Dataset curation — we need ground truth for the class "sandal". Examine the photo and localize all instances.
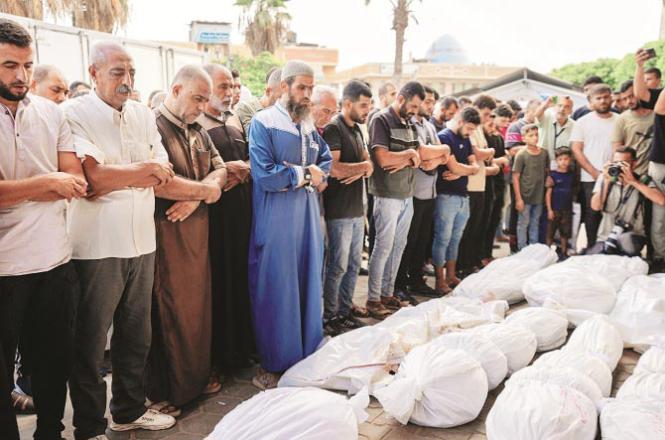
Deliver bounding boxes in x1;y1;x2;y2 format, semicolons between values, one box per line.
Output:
11;389;34;413
202;378;222;395
351;305;370;318
160;404;181;418
365;300;392;320
252;368;281;390
381;296;408;310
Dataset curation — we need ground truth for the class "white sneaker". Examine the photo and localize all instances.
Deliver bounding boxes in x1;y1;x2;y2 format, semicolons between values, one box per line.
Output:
109;409;176;432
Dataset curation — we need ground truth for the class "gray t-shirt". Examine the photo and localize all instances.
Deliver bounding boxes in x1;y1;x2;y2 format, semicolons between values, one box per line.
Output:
513;147;548;205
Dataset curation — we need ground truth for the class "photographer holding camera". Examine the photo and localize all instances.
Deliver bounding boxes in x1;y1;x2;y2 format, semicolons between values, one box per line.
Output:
590;147;665;255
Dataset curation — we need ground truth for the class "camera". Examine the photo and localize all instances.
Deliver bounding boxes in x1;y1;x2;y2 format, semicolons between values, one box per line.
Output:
604;221;632;254
607;162;623;179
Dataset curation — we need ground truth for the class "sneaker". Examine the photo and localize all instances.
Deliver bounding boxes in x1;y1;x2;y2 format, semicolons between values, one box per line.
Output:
109;409;176;432
381;295;409;310
323;318;342;337
394;289;418;306
336;314;366;331
366;300;392;320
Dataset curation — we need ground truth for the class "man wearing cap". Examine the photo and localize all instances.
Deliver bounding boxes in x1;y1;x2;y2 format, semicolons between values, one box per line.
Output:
248;60;332;389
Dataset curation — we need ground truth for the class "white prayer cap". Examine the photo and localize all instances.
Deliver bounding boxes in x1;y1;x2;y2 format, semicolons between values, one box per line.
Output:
281;60;314;81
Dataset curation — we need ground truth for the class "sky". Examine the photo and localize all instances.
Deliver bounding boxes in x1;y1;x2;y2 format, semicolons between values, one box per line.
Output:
114;0;662;73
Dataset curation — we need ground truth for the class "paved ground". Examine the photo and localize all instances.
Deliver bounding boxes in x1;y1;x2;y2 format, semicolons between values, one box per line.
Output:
18;242;639;439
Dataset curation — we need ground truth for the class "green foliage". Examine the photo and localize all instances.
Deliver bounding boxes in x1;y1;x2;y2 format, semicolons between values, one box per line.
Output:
550;40;665;91
220;52;283;97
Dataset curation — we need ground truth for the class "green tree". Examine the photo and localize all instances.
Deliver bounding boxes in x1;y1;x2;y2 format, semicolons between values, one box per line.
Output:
1;0;129;33
235;0;291;56
365;0;422;84
223;52;283;97
549;40;665;90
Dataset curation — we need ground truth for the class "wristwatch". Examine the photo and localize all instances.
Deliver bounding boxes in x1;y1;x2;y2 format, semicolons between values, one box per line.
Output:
304;167;313;184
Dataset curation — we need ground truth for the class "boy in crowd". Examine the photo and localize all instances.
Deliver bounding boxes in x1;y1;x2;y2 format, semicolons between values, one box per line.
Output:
513;124;549;250
546;148;576;258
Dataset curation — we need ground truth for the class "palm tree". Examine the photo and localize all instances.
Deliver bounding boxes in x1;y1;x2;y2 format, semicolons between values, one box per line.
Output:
235;0;291;56
1;0;129;33
365;0;422;84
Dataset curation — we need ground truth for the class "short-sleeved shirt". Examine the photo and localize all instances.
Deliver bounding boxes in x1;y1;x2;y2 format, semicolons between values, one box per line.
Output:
569;111;618;182
513;147;548;204
63;90;170;260
468;126;487;192
611;110;654;175
538;110;575;169
593;175;655;240
0;94;74;276
412;116;440;200
437;128;472;196
368;106;420;199
639;88;665;164
322;114;366;219
486;132;507;188
549;170;574;211
505;118;528;149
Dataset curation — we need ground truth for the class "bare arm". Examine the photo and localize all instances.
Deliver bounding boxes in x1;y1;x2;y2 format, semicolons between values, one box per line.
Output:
485;162;500;176
0;151;88;207
590;179;609;211
473;146;495;161
445;154;479;176
330;151;371;179
82;157;173;195
512;172;524;210
545;186;553;213
634;49;651;103
534;97;553;121
572;141;600;180
373;146;417;168
418;143;450;160
154;175;220;202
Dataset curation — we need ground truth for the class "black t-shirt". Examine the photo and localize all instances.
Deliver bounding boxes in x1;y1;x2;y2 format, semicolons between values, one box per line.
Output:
322;114;366;219
486;132;507;188
639;88;665;164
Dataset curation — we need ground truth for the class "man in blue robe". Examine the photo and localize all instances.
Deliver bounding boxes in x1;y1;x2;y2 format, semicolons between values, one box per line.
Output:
248;60;332;389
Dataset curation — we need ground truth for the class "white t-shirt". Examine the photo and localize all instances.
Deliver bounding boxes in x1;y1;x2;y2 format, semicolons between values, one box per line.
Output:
570;112;618;182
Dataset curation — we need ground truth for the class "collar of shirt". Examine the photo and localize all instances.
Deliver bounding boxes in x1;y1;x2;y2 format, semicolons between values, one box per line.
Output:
89;89;129;126
0;93;32;124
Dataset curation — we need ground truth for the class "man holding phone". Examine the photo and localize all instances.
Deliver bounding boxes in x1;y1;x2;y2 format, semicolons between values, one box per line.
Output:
634;47;665;272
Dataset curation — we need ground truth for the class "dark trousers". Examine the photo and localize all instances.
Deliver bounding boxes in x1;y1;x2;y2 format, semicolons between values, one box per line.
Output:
367;192;376;255
70;255;154;440
509;183;519;253
581;182;602;248
396;197;435;289
0;262;79;440
0;339;19;440
483;181;504;260
458;191;486;272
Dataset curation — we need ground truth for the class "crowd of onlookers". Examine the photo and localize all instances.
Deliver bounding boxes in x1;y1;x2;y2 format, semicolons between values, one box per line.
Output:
3;14;665;440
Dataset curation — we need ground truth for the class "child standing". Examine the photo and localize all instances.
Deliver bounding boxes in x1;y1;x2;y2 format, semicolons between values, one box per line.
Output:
546;148;575;257
513;124;549;250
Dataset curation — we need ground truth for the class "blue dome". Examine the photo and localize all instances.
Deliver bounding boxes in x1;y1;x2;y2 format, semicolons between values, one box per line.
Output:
425;34;469;64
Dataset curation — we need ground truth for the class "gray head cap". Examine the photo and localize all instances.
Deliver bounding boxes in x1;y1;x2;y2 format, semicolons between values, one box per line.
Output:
281;60;314;81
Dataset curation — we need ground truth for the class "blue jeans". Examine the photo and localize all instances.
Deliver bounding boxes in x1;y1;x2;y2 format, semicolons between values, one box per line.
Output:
432;194;470;267
368;197;414;301
323;217;364;320
517;204;543;250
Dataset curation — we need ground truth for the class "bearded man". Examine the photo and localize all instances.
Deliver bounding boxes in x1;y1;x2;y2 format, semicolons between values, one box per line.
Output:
247;61;332;389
